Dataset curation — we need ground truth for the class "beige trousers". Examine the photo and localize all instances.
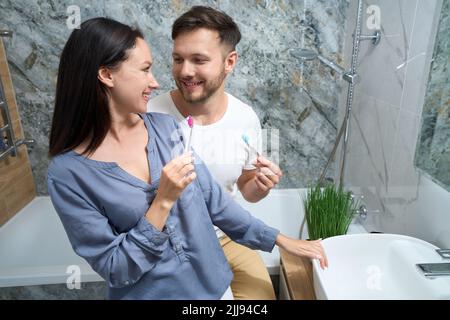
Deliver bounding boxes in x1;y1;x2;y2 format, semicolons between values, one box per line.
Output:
220;236;276;300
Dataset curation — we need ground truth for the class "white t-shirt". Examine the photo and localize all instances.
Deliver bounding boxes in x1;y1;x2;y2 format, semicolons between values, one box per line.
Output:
148;92;262;238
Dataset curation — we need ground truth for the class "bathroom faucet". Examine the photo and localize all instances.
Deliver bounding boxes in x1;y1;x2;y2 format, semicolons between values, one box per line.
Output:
416;249;450;277
356;204;380;221
417;263;450;277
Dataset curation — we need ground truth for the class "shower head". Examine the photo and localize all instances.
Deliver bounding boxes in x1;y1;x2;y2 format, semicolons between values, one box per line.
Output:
289;48;318;61
291;48;346;75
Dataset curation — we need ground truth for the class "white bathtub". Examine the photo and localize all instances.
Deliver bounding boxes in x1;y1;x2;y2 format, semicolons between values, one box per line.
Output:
0;197;103;288
0;188;314;288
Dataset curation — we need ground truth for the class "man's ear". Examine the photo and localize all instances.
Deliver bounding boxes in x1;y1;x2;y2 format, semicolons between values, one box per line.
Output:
224;50;238;74
98;67;114;88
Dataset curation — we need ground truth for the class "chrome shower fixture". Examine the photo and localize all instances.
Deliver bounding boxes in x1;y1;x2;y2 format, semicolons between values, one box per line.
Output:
293;1;382;187
290;48;318;61
290;48;355;84
359;30;381;45
290;30;381;84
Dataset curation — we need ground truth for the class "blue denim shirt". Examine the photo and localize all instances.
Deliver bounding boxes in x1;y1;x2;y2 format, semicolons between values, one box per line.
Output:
47;112;279;300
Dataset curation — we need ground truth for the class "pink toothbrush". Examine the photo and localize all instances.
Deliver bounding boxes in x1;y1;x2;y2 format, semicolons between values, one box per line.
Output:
185;115;194;153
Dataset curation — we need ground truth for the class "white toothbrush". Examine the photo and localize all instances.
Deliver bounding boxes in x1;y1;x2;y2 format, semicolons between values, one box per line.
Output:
185;115;194;153
241;134;260;157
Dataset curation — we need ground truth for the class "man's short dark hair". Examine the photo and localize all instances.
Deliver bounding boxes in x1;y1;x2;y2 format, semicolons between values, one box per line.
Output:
172;6;241;51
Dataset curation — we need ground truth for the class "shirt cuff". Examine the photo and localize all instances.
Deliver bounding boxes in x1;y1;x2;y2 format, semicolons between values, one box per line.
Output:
134;216;170;247
260;226;279;252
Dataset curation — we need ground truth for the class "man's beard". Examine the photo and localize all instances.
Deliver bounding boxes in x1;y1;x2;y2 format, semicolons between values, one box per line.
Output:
176;70;226;104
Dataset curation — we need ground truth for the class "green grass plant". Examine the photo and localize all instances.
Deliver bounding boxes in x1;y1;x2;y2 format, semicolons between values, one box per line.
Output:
304;184;359;240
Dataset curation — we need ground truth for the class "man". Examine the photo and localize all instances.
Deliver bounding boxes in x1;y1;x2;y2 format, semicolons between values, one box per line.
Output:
148;6;283;299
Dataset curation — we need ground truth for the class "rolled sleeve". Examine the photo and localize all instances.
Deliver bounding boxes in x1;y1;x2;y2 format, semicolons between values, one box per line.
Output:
239;215;279;252
131;216;169;249
47;176;169;288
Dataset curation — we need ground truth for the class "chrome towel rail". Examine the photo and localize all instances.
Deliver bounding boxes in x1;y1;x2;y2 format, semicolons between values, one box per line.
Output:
0;30;13;38
0;32;35;162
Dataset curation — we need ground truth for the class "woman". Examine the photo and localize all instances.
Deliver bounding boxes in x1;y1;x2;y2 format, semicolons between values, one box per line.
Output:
47;17;327;300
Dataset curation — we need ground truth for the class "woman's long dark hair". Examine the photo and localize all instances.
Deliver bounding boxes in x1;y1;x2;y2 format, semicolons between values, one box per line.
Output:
49;17;143;157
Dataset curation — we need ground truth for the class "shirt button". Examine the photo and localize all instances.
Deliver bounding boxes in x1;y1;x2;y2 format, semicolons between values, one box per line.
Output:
123;280;130;285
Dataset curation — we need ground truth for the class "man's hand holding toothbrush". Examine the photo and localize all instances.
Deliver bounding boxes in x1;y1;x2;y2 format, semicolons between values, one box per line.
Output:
252;155;283;193
238;134;283;202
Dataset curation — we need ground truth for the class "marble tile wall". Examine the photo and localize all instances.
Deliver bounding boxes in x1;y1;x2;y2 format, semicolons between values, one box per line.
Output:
0;0;349;194
342;0;450;248
415;0;450;191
